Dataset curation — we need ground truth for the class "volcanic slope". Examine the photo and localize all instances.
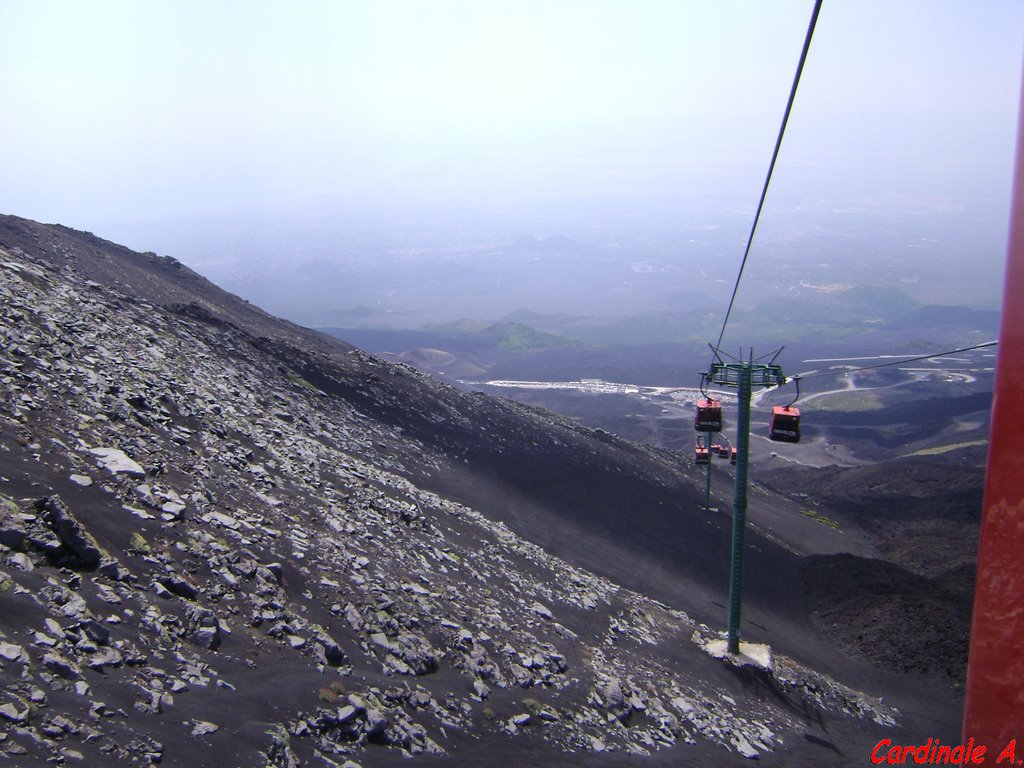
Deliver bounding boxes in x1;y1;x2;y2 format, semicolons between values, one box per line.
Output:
759;460;982;682
0;214;944;766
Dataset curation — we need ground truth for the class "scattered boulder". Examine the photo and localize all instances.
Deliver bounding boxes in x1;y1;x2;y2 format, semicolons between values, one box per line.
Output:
0;642;28;663
185;605;221;650
42;651;82;679
0;694;30;724
88;447;146;477
0;505;27;551
310;625;347;667
191;720;219;737
35;495;104;569
530;602;554;621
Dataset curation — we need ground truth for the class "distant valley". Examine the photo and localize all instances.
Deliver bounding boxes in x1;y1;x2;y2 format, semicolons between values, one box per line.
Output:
323;308;996;468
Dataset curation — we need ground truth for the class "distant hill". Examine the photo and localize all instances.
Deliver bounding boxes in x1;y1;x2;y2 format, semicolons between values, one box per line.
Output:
886;304;1000;333
322;321;584;357
478;321;585;351
320;321;585;381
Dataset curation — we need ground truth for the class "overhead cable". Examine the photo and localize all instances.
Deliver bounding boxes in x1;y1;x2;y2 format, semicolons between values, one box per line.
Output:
713;0;824;351
793;340;999;381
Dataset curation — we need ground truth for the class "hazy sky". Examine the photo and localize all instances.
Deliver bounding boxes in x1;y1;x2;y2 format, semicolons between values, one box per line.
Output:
2;0;1022;231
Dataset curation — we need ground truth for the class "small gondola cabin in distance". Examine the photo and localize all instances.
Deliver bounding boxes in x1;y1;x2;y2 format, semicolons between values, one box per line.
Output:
695;442;710;465
769;405;800;442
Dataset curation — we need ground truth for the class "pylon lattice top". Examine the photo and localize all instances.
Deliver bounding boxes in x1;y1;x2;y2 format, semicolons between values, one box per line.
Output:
708;362;786;389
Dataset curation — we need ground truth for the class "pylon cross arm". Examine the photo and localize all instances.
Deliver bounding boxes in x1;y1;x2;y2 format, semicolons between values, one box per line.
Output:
709;363;785;389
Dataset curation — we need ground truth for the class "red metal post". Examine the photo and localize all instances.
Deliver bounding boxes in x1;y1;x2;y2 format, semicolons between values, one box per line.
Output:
963;70;1024;753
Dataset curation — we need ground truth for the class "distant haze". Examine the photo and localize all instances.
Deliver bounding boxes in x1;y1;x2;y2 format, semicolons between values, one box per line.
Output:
3;1;1022;332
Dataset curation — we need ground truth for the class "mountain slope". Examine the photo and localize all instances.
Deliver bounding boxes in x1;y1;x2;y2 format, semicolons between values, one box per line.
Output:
0;215;954;766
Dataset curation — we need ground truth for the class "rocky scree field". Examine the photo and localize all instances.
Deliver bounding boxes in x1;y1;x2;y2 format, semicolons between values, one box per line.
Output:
0;215;944;766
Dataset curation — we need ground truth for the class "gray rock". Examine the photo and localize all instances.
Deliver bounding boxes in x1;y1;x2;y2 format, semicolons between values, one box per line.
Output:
78;619;110;645
97;558;124;581
408;691;432;708
152;582;173;599
42;651;82;679
530;602;554;620
0;642;28;663
0;509;27;551
510;664;534;688
158;575;199;600
336;705;358;725
185;606;221;650
88;447;145;476
191;720;219;737
385;654;413;675
204;511;241;530
36;495;103;569
600;677;626;710
160;501;186;518
390;632;438;676
7;551;34;571
365;708;388;737
87;648;124;671
339;698;364;724
0;700;29;724
343;603;364;631
454;628;474;650
734;734;760;759
310;626;346;666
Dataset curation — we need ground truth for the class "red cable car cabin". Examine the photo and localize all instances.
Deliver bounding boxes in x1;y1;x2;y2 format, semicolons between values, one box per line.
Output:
694;398;723;432
695;444;710;465
769;405;800;442
730;448;737;465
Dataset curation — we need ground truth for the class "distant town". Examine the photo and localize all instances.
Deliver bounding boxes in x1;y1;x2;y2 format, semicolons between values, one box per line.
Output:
482;378;735;403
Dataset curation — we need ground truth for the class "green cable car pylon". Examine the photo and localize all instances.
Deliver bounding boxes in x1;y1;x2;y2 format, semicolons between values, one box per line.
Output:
706;346;787;655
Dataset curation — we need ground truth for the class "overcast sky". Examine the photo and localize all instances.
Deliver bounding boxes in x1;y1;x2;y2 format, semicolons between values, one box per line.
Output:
2;0;1022;231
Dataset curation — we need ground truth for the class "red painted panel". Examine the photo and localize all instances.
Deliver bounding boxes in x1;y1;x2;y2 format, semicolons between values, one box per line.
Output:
963;73;1024;752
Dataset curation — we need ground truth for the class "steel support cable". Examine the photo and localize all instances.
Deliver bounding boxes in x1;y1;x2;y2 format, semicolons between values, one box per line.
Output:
789;340;999;381
713;0;824;353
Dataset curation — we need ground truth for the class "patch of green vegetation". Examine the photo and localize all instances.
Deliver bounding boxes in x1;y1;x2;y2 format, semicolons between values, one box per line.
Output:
129;531;151;553
811;392;883;412
287;372;320;392
522;697;542;715
421;318;491;334
481;322;584;352
265;723;291;748
801;509;841;531
903;440;988;457
903;338;948;353
482;707;496;721
840;284;919;313
318;681;346;704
